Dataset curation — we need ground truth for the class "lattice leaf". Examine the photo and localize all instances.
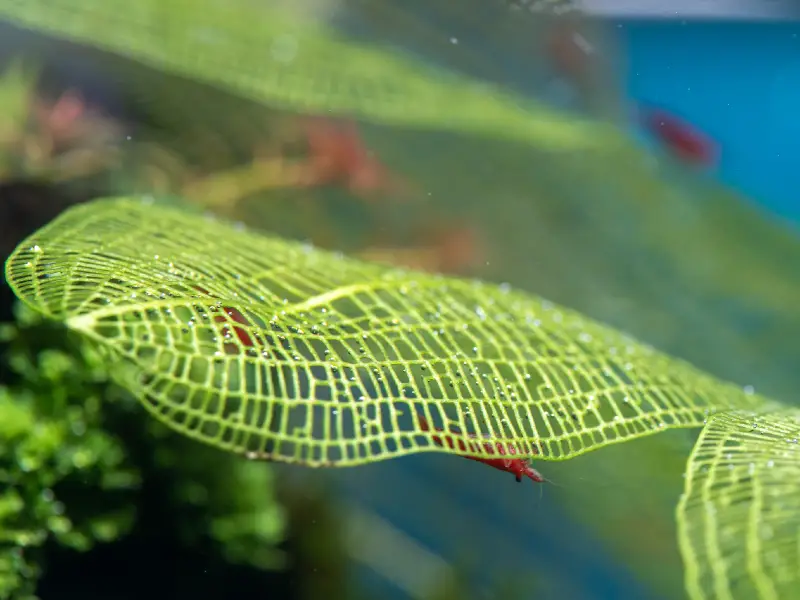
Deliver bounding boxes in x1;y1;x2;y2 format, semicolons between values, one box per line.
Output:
4;197;767;466
0;0;616;152
677;409;800;600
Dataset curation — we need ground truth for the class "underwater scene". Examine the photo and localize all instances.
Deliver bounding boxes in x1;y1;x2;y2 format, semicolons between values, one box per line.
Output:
0;2;799;599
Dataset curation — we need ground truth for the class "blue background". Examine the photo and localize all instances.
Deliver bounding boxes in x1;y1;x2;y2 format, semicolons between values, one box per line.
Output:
622;19;800;224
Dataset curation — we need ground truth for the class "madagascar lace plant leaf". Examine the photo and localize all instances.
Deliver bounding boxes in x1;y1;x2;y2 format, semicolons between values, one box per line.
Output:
0;0;617;152
677;409;800;600
4;197;767;466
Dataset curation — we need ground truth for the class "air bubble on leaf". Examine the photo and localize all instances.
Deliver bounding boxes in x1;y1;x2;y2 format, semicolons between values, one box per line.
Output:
526;316;541;327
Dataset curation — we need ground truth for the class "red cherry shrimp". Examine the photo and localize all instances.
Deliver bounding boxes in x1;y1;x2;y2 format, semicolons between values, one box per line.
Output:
417;414;545;484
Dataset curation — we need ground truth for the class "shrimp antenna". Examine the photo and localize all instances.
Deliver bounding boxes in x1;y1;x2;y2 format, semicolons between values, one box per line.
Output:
542;475;562;488
537;474;562;502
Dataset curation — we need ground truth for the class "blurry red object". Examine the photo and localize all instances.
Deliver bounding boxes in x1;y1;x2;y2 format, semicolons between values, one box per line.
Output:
34;89;87;144
358;224;484;275
638;107;719;167
545;18;596;83
298;117;410;199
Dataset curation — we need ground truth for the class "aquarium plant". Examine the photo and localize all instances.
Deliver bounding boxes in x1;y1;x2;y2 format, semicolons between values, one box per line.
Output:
1;2;799;600
3;197;798;600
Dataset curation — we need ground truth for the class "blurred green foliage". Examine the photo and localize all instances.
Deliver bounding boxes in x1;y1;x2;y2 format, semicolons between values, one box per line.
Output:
148;422;286;572
0;302;139;599
0;59;38;180
0;301;287;599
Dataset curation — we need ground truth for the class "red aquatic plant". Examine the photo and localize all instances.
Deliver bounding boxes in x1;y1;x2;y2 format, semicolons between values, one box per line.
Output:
296;117;411;199
358;222;485;275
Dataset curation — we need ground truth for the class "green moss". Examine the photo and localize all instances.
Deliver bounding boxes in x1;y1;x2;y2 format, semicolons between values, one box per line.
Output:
0;303;139;598
0;302;287;598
